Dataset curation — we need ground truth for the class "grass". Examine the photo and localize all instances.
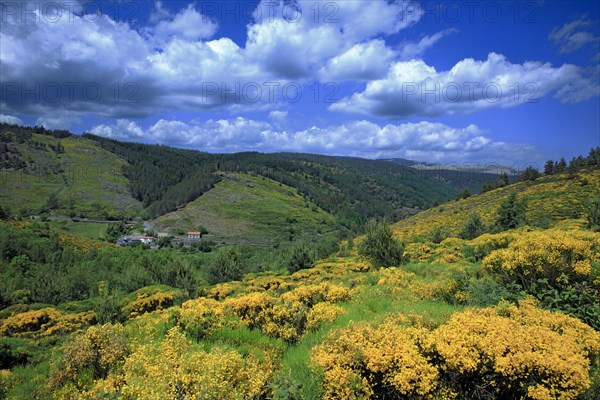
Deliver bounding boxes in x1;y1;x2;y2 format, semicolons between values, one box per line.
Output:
51;220;110;240
153;173;336;245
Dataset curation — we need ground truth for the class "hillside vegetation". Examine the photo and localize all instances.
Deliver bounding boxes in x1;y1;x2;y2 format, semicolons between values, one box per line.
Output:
153;173;336;245
0;126;142;219
1;160;599;399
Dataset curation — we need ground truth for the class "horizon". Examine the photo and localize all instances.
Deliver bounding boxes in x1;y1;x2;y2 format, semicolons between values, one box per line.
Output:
1;0;599;166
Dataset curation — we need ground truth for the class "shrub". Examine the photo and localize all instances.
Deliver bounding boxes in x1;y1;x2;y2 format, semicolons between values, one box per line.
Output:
173;297;226;340
458;212;486;240
50;323;129;390
483;229;599;291
495;192;527;231
587;196;600;231
121;327;273;399
287;244;314;274
205;249;245;284
429;299;600;399
312;301;600;400
359;219;405;267
312;317;438;399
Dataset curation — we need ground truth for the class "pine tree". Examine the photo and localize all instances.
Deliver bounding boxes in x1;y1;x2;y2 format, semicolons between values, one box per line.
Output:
495;192;527;230
543;160;555;175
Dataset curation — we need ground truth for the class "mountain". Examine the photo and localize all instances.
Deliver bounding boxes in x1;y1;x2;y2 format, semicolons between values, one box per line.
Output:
381;157;512;193
0;124;463;230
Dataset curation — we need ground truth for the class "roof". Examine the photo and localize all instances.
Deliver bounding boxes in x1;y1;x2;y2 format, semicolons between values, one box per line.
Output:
187;232;201;235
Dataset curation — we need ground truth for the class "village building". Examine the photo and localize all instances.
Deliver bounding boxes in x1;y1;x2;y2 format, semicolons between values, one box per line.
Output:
187;231;202;239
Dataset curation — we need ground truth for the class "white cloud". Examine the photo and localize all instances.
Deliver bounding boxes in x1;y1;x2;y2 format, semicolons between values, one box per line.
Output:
152;4;218;42
36;114;81;130
0;0;422;120
549;17;599;54
399;29;458;60
319;40;397;81
331;53;599;118
90;119;146;141
0;114;24;125
90;117;537;164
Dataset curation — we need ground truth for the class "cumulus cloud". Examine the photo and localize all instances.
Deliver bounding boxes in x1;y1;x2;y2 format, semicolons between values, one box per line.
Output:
399;29;458;60
151;3;218;43
0;114;24;125
0;0;422;123
319;40;397;81
331;53;599;118
90;117;537;164
549;17;599;54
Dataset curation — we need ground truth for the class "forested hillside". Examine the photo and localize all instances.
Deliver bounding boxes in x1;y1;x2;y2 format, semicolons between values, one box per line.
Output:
84;133;460;228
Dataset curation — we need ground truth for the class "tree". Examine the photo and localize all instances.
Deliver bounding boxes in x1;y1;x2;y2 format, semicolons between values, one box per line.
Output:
481;181;495;193
555;158;567;173
520;166;541;181
586;197;600;232
205;249;244;285
543;160;555;175
495;192;527;231
456;188;471;200
359;219;405;267
459;213;486;240
496;172;509;188
287;243;314;274
588;147;600;166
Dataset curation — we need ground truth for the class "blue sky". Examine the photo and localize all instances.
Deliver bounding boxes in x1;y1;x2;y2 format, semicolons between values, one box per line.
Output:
0;0;598;166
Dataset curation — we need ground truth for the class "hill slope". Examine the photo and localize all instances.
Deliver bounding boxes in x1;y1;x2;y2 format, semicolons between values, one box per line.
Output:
153;173;336;245
0;127;142;219
391;168;600;240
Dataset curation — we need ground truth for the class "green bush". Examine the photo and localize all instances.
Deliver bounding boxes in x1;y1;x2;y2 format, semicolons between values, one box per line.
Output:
586;197;600;231
495;192;527;231
205;249;245;284
458;213;486;240
530;279;600;330
359;219;405;267
287;244;314;274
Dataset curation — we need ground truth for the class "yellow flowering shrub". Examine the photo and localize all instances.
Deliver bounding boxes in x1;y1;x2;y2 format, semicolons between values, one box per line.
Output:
305;302;345;331
50;323;129;391
428;300;600;400
312;317;438;399
57;232;113;251
121;288;186;319
469;231;515;259
484;229;600;289
376;267;416;288
312;300;599;399
409;279;460;302
280;283;351;306
207;282;238;299
172;297;226;339
0;369;11;398
224;283;351;341
121;327;273;400
0;308;95;338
